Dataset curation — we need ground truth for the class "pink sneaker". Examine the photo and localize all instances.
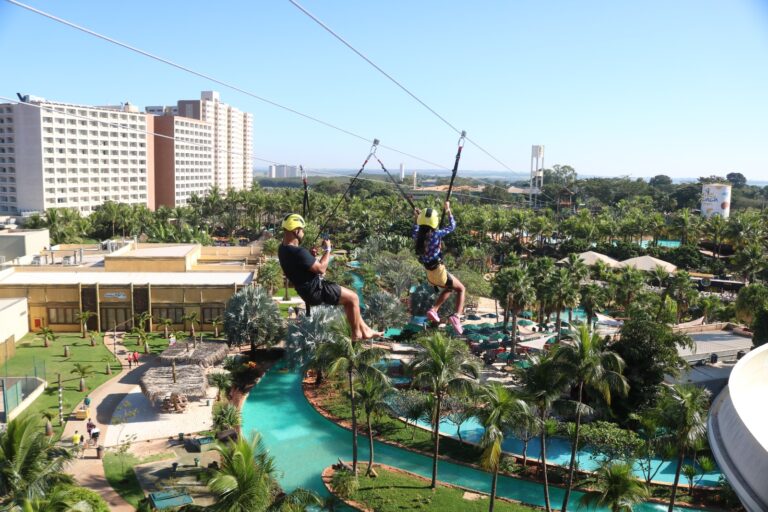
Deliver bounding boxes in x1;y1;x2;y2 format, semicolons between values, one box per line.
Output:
426;309;440;324
449;315;464;335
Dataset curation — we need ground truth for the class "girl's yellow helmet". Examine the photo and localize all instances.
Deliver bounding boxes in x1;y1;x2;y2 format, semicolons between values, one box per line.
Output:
417;208;439;229
282;213;306;231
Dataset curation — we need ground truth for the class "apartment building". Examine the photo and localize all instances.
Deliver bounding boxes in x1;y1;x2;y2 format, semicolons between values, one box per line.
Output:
0;98;152;215
267;164;300;178
153;115;213;208
176;91;253;192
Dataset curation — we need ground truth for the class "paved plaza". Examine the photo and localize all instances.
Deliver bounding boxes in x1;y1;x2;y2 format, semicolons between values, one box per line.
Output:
680;331;753;362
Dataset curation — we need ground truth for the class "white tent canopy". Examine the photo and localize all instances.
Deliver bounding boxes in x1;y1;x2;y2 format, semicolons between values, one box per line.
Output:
558;251;622;268
517;335;552;352
620;255;677;273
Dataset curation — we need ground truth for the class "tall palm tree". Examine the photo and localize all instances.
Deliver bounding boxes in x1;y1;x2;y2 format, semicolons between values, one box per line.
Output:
159;317;174;339
410;333;480;488
37;327;57;348
613;267;646;313
209;372;233;402
668;271;698;324
211;316;224;338
578;461;649;512
553;325;629;512
492;265;535;353
476;383;528;512
184;434;320;512
0;417;74;507
315;324;386;474
733;242;767;284
550;268;579;341
655;384;711;512
517;352;569;512
70;363;94;392
355;372;392;476
579;284;605;327
74;311;95;339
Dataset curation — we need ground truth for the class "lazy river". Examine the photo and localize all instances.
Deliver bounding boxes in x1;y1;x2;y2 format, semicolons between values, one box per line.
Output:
241;368;708;511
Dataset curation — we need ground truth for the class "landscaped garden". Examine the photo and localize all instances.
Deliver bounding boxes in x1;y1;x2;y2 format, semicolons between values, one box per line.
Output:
7;331;121;437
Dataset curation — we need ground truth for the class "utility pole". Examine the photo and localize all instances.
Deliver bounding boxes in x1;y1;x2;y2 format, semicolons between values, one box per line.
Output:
57;373;63;426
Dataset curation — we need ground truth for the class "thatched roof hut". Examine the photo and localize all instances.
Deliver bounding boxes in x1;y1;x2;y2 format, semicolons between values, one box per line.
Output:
159;341;229;368
139;364;207;404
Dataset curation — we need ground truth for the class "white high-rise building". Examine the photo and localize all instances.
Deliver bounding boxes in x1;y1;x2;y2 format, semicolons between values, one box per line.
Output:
0;97;151;215
267;165;299;178
177;91;253;192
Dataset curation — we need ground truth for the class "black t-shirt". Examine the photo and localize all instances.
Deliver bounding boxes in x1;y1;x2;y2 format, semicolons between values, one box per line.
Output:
278;244;317;288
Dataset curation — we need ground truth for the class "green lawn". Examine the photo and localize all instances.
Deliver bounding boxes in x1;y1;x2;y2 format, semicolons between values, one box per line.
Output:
318;382;483;465
121;331;226;356
103;451;175;507
345;466;537;512
7;332;122;436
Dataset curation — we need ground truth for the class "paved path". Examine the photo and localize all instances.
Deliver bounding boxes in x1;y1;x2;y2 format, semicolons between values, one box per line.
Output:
61;332;156;512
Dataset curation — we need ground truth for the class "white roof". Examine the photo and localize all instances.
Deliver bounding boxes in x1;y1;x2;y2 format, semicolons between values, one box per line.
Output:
0;270;253;286
620;255;677;273
559;251;622;268
114;245;197;258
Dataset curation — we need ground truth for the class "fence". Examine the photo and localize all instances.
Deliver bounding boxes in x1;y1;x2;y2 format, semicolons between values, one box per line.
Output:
1;376;47;422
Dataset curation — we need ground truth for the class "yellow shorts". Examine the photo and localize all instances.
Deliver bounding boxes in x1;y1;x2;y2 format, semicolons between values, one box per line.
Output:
426;264;454;289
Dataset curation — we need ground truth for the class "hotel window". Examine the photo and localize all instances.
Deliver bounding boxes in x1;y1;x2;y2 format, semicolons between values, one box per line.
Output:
201;306;224;323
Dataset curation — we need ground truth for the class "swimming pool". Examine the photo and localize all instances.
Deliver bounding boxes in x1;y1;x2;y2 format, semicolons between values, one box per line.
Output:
413;416;721;487
241;369;706;511
639;240;682;249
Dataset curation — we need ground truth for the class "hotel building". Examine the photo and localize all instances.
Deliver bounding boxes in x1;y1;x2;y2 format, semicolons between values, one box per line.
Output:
0;98;153;215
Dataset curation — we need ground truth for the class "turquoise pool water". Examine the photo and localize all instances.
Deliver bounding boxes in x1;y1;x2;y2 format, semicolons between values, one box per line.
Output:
415;416;721;487
241;369;705;511
639;240;682;249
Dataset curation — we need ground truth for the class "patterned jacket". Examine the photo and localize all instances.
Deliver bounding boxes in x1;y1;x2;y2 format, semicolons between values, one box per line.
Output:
412;214;456;266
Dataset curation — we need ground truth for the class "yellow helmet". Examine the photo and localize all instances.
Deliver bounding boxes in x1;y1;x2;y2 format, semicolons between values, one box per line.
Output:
417;207;439;229
281;213;306;232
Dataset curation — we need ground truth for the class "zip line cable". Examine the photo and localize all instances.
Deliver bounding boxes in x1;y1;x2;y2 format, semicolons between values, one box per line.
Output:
287;0;522;175
4;0;449;171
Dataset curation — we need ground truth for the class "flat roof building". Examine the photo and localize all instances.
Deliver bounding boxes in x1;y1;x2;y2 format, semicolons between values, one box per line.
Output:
0;97;153;215
153;115;213;208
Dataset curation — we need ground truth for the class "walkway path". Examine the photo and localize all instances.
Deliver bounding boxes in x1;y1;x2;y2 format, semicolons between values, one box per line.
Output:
61;332;156;512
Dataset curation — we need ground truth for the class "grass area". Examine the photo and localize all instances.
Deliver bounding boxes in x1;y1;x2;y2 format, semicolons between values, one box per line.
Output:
345;466;536;512
317;380;483;465
8;332;121;437
121;331;226;356
103;451;175;507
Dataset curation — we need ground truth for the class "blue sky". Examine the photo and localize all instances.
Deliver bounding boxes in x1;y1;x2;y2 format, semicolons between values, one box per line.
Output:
1;0;767;180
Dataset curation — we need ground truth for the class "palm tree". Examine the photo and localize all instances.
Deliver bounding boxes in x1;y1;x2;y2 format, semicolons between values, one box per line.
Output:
492;265;535;352
517;352;569;512
578;460;649;512
74;311;95;338
315;323;386;474
668;271;698;324
579;284;605;327
184;434;320;512
70;363;94;392
224;286;284;354
183;311;200;338
410;332;480;488
733;242;767;284
37;327;57;348
209;372;233;402
362;290;409;334
697;295;721;324
0;417;74;506
159;317;174;339
476;383;528;512
211;316;224;338
613;267;646;313
41;411;55;437
355;372;392;476
256;260;283;296
550;268;579;341
553;325;629;512
654;384;710;512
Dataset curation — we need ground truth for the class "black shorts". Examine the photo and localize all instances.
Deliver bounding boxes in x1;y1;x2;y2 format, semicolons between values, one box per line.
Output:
296;277;342;307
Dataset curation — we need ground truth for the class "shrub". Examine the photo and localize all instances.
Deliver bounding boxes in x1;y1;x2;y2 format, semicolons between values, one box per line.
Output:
331;469;359;499
212;403;241;432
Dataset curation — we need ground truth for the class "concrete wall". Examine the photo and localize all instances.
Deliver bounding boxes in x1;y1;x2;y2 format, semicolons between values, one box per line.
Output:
0;298;27;355
0;229;49;261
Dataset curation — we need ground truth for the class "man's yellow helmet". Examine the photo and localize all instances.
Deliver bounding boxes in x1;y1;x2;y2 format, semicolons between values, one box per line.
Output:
417;207;439;229
282;213;306;232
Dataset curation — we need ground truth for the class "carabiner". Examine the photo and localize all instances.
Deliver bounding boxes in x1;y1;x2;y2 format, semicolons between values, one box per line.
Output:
458;130;467;148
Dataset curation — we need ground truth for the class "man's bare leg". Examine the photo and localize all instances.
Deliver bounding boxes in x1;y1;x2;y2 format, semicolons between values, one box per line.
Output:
338;287;382;340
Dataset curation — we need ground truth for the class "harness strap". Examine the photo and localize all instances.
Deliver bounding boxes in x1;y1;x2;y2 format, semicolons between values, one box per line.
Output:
440;131;466;227
300;165;309;219
313;140;379;244
374;155;415;210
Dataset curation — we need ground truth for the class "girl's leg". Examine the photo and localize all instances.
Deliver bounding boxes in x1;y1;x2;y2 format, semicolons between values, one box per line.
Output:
449;275;466;315
433;288;453;311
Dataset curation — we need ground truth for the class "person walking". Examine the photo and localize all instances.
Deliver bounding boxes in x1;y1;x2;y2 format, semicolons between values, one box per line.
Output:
127;357;132;370
132;351;139;365
90;426;100;447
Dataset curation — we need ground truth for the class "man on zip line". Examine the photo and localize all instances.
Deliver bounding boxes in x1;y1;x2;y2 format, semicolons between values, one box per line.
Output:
278;213;382;340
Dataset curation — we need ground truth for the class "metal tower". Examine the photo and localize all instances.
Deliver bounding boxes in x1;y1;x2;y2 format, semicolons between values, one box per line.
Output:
530;145;545;208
